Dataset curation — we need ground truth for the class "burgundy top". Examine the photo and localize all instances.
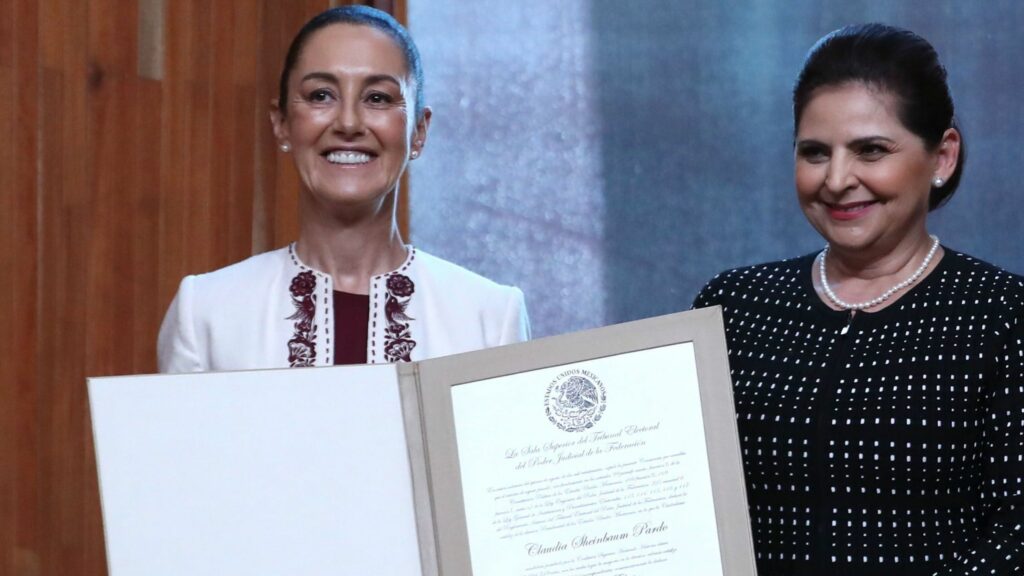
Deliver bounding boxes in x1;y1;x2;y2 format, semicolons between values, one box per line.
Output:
332;290;370;365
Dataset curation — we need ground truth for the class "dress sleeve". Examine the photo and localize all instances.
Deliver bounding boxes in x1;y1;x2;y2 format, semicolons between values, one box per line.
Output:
691;273;726;310
498;286;531;345
157;276;205;373
934;314;1024;575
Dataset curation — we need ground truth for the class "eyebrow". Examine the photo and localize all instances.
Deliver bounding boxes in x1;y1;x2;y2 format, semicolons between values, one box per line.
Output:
795;136;895;148
299;71;403;88
848;136;895;147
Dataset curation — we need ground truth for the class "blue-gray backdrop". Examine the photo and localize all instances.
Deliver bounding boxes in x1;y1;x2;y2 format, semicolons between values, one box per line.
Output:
410;1;1024;338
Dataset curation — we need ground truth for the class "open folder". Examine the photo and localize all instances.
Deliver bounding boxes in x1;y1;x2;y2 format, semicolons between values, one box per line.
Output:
89;306;757;576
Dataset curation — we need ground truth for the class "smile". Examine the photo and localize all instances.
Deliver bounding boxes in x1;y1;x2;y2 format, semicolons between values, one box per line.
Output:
325;151;373;165
826;200;877;221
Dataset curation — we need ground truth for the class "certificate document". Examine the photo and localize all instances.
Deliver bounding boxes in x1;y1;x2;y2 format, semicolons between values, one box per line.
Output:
89;307;754;576
414;307;756;576
450;343;722;575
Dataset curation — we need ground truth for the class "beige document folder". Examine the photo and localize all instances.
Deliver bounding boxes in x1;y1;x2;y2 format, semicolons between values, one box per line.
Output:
90;306;756;575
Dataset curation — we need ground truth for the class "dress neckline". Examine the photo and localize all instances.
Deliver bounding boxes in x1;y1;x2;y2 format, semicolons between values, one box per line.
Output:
798;245;953;321
287;242;416;282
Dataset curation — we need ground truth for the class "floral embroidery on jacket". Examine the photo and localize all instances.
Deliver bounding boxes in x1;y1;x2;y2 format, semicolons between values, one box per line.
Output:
287;271;317;367
383;274;416;362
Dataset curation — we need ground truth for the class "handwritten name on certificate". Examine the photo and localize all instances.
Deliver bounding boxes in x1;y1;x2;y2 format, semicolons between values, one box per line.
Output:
450;343;724;576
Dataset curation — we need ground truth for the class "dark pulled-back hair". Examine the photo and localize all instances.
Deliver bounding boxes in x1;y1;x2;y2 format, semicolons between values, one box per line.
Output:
793;23;965;209
277;5;425;120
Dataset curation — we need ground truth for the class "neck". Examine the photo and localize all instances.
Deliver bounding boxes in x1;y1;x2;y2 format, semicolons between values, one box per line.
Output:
826;230;934;281
296;193;407;294
816;230;943;311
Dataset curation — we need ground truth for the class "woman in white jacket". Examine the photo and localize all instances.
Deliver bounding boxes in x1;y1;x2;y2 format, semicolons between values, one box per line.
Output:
158;6;529;373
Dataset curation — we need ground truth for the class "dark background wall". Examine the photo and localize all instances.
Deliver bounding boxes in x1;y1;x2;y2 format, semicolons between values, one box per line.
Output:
594;0;1024;327
411;2;1024;337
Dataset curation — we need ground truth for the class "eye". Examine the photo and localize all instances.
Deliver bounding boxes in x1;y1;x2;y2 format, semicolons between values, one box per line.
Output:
796;143;829;164
858;143;889;161
307;88;335;104
365;91;395;106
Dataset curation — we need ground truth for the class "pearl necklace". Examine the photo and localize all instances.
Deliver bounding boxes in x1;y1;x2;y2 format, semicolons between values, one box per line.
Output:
819;235;940;311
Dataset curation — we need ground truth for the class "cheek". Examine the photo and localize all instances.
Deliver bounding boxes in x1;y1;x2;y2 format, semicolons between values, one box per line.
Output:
860;164;923;202
368;109;412;144
288;109;332;140
793;163;821;203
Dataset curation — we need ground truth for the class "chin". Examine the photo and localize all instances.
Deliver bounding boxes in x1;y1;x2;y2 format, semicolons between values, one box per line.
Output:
812;220;871;247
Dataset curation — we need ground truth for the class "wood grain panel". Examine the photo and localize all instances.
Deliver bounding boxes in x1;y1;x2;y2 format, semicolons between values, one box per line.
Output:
185;0;213;272
33;70;65;576
231;0;260;257
89;0;137;76
3;0;41;569
0;0;19;565
38;0;101;572
1;1;42;574
0;62;15;575
157;0;193;303
130;79;163;374
207;0;236;267
0;2;12;67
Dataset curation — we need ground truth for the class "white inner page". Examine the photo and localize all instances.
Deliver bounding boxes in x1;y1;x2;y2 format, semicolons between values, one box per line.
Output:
90;365;422;576
450;342;723;576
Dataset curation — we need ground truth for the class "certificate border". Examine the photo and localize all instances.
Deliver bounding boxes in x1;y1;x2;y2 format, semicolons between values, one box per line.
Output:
414;306;757;576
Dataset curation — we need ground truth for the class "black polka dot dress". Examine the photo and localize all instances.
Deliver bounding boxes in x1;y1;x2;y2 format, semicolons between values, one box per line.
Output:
693;248;1024;576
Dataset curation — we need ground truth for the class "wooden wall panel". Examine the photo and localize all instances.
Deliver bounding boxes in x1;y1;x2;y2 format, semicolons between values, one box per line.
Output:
0;61;15;574
1;1;408;574
8;3;40;576
1;0;42;573
129;79;163;375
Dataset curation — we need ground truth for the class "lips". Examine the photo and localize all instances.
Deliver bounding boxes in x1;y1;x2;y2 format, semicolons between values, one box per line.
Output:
324;150;374;165
826;200;877;221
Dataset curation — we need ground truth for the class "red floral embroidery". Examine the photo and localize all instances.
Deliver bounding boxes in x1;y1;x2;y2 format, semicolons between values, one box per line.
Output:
383;274;416;362
287;271;317;367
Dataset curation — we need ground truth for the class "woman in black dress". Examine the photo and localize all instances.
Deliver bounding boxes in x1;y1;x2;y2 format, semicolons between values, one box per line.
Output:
694;24;1023;576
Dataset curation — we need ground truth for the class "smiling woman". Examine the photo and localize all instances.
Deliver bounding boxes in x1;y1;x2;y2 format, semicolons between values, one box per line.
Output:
157;6;530;372
694;23;1024;576
272;23;424;220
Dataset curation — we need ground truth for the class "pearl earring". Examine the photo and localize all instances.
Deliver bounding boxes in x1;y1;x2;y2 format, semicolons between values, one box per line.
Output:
280;143;290;153
932;176;945;188
410;150;420;159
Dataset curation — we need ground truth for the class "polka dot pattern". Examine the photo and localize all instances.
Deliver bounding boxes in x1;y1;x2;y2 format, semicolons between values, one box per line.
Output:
694;249;1024;576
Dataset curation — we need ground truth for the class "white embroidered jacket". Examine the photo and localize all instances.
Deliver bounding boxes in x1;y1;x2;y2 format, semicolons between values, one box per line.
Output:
157;244;530;373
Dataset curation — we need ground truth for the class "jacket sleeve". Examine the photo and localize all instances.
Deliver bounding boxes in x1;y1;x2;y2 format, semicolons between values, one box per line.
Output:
498;286;531;345
935;314;1024;575
157;276;205;373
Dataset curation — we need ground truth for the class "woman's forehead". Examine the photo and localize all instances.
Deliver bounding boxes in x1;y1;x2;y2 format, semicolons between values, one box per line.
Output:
295;23;409;79
798;83;906;137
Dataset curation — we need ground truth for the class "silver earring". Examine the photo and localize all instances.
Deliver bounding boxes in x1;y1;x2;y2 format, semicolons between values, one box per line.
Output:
932;176;945;188
280;143;290;153
410;150;420;159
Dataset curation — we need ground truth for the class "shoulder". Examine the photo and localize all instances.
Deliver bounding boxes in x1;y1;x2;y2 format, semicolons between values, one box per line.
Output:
411;249;522;300
178;246;297;320
186;246;293;296
937;248;1024;310
404;248;530;346
694;253;816;308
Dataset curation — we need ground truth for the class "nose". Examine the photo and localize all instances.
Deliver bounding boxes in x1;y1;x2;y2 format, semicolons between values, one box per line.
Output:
824;154;857;193
333;98;365;136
